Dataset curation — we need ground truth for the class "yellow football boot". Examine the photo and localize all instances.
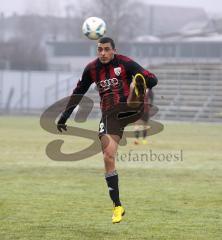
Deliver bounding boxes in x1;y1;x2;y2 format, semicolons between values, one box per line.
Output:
112;206;125;224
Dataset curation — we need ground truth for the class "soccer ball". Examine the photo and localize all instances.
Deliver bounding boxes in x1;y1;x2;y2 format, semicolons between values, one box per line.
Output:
82;17;106;40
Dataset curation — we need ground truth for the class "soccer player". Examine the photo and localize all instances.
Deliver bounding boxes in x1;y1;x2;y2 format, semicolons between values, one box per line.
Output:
134;89;154;145
57;37;158;223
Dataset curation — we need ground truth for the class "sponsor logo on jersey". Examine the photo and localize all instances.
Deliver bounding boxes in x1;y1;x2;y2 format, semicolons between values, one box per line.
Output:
98;78;119;91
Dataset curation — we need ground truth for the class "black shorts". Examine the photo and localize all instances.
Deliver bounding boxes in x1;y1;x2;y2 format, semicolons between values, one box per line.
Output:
98;104;144;139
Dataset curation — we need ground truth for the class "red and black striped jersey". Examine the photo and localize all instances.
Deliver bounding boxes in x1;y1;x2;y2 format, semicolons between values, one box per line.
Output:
63;54;157;118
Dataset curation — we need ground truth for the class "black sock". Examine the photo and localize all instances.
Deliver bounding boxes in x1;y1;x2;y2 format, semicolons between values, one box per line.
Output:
143;129;147;139
135;130;140;139
105;170;121;207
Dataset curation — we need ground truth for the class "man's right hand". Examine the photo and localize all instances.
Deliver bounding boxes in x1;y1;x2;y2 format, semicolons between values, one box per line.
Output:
57;116;67;132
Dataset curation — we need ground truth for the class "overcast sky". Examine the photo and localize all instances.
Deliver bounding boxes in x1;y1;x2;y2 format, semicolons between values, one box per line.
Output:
0;0;222;16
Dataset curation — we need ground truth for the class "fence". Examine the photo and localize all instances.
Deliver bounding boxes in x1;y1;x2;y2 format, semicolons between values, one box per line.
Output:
0;65;222;122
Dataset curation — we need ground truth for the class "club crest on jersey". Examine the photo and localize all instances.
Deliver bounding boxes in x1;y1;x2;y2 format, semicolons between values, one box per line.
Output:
114;67;121;76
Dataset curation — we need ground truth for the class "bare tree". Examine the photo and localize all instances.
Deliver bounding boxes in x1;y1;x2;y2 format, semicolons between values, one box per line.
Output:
64;0;97;40
24;0;61;16
79;0;145;42
8;15;47;70
42;0;62;16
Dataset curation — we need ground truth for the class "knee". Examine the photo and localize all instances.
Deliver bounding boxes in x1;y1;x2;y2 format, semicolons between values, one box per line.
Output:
103;151;115;163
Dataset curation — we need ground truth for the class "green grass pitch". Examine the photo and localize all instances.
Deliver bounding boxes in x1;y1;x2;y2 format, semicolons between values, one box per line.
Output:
0;116;222;240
